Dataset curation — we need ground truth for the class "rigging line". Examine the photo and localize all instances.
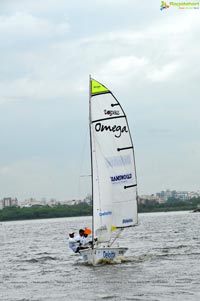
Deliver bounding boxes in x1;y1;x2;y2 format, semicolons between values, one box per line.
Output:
109;228;124;247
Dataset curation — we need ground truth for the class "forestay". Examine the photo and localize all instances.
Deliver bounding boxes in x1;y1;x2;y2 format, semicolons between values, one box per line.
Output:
90;79;138;243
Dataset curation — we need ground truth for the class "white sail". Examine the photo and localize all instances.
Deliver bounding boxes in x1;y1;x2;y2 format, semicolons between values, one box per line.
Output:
90;79;138;243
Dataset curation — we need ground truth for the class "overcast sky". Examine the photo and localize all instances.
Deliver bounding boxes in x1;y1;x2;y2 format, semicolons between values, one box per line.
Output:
0;0;199;201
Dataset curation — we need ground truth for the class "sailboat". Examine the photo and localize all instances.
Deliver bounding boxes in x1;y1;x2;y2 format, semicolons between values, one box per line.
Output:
79;77;138;265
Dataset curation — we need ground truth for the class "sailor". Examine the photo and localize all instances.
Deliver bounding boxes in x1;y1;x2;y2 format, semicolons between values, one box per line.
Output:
74;229;85;245
68;232;80;253
82;228;93;247
69;230;90;253
82;232;90;246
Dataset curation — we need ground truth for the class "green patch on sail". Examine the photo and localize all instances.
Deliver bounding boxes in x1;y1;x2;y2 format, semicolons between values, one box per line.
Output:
91;79;109;95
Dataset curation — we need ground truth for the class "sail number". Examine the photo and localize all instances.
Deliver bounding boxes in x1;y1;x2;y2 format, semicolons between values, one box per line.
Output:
103;251;116;259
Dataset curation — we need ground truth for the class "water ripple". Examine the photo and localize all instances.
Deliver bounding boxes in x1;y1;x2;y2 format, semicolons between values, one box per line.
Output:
1;212;200;301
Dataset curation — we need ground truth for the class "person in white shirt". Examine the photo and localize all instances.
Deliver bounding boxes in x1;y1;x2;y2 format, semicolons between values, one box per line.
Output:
74;229;85;245
82;227;93;246
68;230;90;253
68;232;80;253
82;233;90;246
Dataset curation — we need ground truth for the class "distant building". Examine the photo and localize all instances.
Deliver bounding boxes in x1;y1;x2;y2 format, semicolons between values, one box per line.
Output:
0;197;18;209
175;191;189;201
20;198;42;208
0;200;3;210
139;194;165;204
156;189;173;201
48;198;59;207
63;199;82;205
62;200;75;205
187;191;200;199
156;189;200;201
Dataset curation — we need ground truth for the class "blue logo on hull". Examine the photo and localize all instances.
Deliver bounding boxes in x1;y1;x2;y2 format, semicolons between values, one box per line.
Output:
103;251;116;259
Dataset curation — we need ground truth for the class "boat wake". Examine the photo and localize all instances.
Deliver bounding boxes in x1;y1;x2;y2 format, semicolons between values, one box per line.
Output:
78;254;152;266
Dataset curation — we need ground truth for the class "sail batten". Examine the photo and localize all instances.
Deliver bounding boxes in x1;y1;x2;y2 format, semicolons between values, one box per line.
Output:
92;115;126;124
90;78;138;243
124;184;137;189
117;146;133;151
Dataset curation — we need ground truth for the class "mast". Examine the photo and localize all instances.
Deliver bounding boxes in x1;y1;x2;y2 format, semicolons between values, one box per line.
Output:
89;75;94;247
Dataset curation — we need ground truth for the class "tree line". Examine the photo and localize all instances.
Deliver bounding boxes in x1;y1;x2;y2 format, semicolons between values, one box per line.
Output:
0;203;92;221
138;197;200;213
0;197;200;222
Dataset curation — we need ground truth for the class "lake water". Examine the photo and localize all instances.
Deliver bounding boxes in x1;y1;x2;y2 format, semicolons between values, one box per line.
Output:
1;211;200;301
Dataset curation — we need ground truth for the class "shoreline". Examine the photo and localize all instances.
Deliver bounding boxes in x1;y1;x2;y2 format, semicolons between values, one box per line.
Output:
0;206;198;223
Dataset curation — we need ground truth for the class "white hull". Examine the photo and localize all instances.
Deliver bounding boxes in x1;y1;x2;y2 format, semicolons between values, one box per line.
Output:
79;247;128;265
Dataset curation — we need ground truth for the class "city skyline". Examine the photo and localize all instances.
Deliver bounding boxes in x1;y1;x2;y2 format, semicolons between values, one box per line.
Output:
0;1;199;201
1;188;200;204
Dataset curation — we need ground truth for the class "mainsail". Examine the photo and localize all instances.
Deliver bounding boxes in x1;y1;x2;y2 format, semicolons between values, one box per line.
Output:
89;78;138;243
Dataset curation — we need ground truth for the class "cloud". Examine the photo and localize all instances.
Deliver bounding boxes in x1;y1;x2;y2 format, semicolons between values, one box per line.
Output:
0;78;76;102
2;0;68;15
147;62;179;82
0;12;69;43
0;2;199;198
0;8;199;102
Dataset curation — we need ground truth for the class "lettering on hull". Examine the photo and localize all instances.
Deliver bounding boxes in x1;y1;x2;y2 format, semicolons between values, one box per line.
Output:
103;251;116;259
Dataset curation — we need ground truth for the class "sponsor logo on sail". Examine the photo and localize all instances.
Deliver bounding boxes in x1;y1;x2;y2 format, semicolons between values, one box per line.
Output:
99;211;112;216
122;218;133;224
95;123;128;138
103;251;116;259
105;155;131;168
104;109;120;116
110;173;132;183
